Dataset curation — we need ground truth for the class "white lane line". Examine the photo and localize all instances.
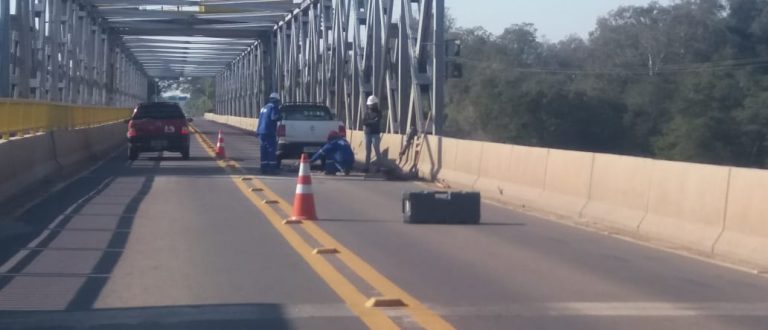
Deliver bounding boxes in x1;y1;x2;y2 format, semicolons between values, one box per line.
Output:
59;213;136;217
0;273;111;278
0;178;114;274
1;301;768;327
432;302;768;317
44;228;130;233
20;247;123;252
0;303;357;326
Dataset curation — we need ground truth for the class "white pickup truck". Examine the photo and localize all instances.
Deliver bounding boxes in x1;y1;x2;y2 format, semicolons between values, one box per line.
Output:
276;103;346;165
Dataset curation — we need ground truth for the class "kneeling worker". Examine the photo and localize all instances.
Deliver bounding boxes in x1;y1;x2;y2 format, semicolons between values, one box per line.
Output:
310;131;354;175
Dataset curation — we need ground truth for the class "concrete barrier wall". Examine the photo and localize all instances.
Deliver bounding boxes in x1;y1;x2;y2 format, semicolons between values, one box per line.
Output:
714;168;768;266
439;137;481;188
204;114;768;268
416;135;440;180
204;113;258;132
53;128;91;169
581;154;653;230
529;149;594;218
0;122;126;203
379;134;402;160
473;143;548;208
639;161;730;252
0;133;58;202
473;142;514;201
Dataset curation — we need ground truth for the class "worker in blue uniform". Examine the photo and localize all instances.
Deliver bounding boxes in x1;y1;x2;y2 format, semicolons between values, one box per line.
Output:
256;92;282;173
310;131;355;175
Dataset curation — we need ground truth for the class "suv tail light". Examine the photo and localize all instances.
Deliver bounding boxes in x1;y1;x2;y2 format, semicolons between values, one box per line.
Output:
180;126;189;135
277;124;286;137
338;125;346;137
127;122;137;138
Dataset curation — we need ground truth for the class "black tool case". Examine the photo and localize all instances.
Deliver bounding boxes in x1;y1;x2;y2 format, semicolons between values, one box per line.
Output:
402;191;481;224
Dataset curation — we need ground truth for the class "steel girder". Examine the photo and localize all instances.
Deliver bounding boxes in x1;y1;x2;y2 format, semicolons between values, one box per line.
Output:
5;0;447;130
88;0;293;77
7;0;149;106
4;1;299;104
215;0;445;135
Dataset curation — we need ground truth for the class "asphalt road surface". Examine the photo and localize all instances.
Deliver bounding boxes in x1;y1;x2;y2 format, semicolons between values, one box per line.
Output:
0;118;767;330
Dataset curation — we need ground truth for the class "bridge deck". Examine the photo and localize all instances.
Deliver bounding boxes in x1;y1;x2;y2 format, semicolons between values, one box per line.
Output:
0;118;767;329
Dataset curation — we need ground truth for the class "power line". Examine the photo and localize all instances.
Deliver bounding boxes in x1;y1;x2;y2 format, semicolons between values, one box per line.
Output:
454;55;768;76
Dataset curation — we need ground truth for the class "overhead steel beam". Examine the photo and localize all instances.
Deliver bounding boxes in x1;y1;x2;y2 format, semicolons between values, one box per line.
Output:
115;28;272;38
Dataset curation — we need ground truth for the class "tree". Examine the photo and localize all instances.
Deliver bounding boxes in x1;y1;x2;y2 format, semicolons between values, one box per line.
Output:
158;77;215;116
441;1;768;167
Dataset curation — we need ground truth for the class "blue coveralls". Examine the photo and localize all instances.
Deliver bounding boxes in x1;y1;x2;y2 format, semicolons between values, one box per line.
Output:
256;100;282;172
310;137;355;174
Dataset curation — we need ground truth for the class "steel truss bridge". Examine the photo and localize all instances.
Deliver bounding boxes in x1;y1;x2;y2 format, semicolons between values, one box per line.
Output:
1;0;446;134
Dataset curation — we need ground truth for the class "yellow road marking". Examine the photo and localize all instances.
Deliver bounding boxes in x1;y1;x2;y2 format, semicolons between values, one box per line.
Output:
259;186;455;329
191;124;455;329
190;126;398;329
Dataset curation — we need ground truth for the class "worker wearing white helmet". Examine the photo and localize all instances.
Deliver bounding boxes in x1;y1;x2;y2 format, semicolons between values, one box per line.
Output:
362;95;383;173
256;92;283;173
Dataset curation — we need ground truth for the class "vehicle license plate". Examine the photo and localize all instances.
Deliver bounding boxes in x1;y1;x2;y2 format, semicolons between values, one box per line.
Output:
150;140;168;149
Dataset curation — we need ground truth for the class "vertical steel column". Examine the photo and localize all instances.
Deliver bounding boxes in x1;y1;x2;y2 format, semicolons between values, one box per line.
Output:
75;2;85;104
105;37;115;106
48;0;62;102
0;0;10;97
432;0;445;134
238;54;245;116
397;9;410;134
248;46;255;117
34;0;48;100
214;74;218;114
99;31;107;104
15;0;32;98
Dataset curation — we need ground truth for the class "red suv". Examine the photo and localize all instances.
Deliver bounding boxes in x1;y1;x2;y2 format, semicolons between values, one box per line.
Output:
125;102;192;161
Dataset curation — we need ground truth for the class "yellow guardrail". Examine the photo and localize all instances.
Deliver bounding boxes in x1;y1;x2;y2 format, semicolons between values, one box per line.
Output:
0;98;132;140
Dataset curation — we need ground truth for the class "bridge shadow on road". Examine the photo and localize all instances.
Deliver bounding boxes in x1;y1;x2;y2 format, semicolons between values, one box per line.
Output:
0;303;292;329
0;150;303;329
319;218;527;226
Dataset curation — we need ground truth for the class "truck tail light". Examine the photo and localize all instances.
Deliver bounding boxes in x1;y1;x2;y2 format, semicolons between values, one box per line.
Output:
277;124;286;137
338;125;346;137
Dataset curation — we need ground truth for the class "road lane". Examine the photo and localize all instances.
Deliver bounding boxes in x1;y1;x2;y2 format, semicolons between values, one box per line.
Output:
193;118;768;330
2;117;768;329
0;126;369;329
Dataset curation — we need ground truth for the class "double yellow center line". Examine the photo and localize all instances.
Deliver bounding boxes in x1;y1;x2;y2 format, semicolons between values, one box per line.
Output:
190;125;454;330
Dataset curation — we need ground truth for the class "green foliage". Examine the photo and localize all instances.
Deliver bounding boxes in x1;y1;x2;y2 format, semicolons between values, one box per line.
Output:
444;0;768;168
159;77;215;117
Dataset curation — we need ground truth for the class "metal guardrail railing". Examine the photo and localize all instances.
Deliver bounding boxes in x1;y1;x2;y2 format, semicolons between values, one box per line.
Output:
0;99;132;140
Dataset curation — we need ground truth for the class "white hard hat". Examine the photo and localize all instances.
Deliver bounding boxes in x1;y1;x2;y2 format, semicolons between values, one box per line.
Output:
269;92;280;100
366;95;379;106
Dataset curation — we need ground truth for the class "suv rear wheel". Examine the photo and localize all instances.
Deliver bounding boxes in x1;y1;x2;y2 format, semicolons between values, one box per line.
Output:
129;147;139;161
181;147;190;160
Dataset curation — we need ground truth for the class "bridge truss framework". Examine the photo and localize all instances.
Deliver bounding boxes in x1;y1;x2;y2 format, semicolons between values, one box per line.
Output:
1;0;446;134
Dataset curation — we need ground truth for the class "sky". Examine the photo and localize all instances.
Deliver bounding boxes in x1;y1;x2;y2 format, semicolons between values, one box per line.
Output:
445;0;670;41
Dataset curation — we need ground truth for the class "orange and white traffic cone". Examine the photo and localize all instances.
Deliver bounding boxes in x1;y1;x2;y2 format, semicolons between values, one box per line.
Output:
215;130;227;159
288;153;318;221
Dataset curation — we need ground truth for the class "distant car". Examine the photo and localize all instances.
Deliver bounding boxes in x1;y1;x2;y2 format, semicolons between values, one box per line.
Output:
125;102;193;161
276;103;346;166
